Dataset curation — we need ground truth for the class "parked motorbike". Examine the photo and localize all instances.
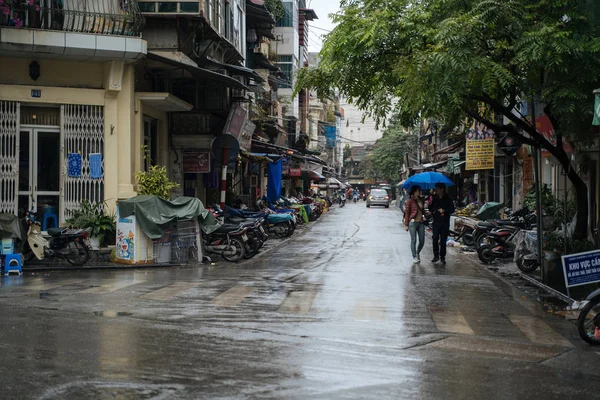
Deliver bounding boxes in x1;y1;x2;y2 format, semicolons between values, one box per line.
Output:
225;206;295;239
212;206;268;259
23;211;91;266
513;230;540;272
466;208;536;249
203;222;249;263
476;226;521;264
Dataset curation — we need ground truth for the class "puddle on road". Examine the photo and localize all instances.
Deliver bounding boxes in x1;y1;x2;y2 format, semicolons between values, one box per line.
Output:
93;310;134;318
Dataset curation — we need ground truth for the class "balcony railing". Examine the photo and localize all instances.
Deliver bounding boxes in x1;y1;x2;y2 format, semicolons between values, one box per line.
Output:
0;0;144;36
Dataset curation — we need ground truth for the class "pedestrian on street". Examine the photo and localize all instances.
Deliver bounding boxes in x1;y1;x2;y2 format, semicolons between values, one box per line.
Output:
430;183;455;265
404;185;426;264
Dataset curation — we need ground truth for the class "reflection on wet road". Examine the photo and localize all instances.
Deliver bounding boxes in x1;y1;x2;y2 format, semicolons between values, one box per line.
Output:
1;203;600;399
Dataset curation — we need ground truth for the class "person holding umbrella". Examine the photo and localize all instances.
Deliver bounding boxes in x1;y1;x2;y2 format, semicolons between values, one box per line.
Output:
404;185;426;263
429;183;455;265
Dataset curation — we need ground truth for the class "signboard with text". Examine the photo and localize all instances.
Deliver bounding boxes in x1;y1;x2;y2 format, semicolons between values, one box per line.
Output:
466;139;495;170
562;250;600;288
183;150;211;173
466;123;495;171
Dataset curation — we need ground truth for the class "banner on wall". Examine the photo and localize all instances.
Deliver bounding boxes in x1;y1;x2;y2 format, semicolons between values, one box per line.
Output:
466;123;495;171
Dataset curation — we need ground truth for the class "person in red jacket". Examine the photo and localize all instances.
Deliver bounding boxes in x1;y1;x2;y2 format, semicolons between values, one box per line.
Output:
404;185;426;263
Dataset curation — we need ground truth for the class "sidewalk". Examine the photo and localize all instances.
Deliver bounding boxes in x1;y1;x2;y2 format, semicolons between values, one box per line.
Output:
20;208;332;272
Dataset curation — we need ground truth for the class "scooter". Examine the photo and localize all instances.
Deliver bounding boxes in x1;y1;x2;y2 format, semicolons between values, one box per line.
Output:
23;211;91;266
477;227;522;264
513;230;540;272
211;206;268;259
577;289;600;345
203;222;249;263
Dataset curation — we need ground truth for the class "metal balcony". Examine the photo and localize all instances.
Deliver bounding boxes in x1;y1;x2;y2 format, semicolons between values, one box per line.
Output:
0;0;144;36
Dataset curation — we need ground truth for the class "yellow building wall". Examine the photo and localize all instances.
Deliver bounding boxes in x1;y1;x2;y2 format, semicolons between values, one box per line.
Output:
0;57;104;88
0;58;140;215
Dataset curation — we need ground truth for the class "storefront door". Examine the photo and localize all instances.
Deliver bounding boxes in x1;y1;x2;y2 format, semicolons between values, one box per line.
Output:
18;127;61;216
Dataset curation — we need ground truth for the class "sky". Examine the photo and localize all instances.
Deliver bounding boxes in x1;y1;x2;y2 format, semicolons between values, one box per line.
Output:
304;1;383;145
306;1;341;53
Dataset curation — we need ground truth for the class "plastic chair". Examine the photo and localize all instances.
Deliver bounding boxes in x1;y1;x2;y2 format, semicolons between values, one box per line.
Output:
4;253;22;276
42;213;58;231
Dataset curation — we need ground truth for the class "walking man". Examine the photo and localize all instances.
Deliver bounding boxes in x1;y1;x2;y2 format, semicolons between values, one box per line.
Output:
430;183;455;265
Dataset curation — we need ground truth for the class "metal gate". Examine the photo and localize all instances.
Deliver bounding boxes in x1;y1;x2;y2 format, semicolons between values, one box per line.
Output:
0;101;19;215
61;104;104;220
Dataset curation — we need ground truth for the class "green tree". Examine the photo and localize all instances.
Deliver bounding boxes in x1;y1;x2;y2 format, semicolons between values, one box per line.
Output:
296;0;600;238
366;119;418;182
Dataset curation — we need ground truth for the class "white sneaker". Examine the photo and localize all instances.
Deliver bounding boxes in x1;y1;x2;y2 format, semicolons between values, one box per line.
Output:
413;257;420;263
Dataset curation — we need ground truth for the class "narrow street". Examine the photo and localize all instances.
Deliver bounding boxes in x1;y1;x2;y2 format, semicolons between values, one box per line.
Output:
1;203;599;399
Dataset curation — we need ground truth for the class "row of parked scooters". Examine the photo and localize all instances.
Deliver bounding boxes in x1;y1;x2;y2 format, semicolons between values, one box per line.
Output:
451;207;540;272
202;195;330;263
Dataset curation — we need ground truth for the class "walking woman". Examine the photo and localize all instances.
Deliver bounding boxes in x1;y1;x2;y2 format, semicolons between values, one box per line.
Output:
404;185;426;263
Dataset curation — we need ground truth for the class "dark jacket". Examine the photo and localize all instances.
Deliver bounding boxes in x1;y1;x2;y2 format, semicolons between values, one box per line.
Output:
430;194;455;223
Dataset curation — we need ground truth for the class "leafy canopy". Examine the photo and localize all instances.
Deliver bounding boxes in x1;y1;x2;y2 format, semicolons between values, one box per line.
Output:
364;119;418;182
297;0;600;144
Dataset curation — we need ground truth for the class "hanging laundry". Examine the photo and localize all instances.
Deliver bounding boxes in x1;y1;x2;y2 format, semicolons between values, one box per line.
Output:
89;153;103;179
68;153;82;177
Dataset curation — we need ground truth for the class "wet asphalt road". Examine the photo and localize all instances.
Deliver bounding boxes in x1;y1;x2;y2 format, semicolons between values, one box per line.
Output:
1;202;600;399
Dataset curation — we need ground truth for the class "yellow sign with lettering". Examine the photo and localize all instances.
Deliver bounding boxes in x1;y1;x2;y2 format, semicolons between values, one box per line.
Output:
466;139;495;170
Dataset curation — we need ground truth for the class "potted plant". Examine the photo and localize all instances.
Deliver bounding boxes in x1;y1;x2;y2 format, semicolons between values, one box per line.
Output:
66;200;116;250
134;159;179;199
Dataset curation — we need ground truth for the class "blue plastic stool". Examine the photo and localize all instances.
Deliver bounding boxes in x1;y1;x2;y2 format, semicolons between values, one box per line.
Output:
4;253;22;276
42;213;58;231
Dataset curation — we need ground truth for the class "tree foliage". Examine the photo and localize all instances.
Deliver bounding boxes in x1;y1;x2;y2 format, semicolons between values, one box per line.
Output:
296;0;600;238
364;119;418;182
264;0;285;20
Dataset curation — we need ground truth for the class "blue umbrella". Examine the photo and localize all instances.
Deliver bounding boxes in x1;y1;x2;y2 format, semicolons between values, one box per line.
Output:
402;172;454;190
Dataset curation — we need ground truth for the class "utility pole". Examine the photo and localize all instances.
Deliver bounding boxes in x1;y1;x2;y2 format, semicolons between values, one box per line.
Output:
531;98;545;284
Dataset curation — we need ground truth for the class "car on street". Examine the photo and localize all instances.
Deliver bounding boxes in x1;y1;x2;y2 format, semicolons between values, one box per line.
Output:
366;189;390;208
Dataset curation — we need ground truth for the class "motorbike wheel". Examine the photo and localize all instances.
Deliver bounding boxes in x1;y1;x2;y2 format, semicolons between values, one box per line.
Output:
516;257;539;273
221;237;245;263
477;245;496;264
577;298;600;345
243;238;260;259
271;223;291;238
65;241;90;266
462;229;475;247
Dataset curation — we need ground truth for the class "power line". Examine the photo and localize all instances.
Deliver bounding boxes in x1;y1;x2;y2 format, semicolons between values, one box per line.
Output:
310;26;332;33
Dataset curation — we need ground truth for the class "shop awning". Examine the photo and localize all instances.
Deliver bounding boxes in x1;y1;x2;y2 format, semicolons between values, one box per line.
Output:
146;51;249;91
413;160;448;170
135;92;193;112
432;141;464;156
201;57;265;83
304;170;326;181
253;52;280;72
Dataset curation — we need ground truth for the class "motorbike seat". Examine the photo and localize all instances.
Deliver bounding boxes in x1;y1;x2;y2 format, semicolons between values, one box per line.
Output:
47;227;64;237
215;224;243;234
477;222;496;228
489;230;512;237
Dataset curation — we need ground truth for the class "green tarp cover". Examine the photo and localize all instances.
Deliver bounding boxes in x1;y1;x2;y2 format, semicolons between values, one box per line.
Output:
118;195;219;239
0;213;27;252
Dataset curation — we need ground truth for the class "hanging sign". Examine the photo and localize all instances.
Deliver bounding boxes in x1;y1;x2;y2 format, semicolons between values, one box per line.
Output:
183;150;211;173
289;168;301;177
466;123;495;171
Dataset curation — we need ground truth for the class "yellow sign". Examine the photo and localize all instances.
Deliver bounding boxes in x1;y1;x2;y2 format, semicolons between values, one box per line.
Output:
466;139;495;170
